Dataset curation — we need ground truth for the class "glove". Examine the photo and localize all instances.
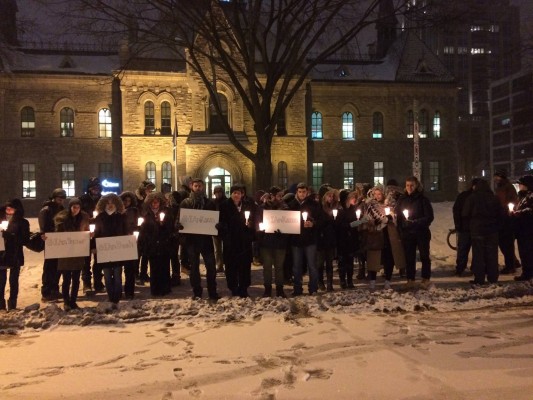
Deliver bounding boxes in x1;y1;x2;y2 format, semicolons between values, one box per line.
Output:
350;219;364;228
402;220;414;228
176;222;184;231
215;223;221;231
274;229;282;235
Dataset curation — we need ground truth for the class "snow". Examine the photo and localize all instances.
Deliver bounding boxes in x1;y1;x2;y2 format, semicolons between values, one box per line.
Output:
1;202;532;400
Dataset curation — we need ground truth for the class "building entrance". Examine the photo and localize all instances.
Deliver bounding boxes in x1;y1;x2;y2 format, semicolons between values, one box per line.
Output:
205;167;232;198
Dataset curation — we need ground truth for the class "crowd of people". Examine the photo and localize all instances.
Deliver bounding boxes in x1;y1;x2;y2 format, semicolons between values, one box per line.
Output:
1;172;532;312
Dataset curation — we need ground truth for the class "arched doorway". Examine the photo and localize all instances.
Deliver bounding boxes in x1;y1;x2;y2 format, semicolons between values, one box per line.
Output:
205;167;232;198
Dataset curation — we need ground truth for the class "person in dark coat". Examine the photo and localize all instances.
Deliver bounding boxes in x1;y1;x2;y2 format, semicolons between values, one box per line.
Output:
0;199;30;311
336;189;362;289
315;188;339;292
218;185;255;298
212;185;227;274
167;190;184;287
38;188;66;301
395;176;434;288
93;194;128;306
452;178;480;276
287;182;320;296
136;180;156;283
139;192;174;297
119;191;140;299
178;178;220;300
462;179;504;285
510;175;533;282
54;198;90;311
80;177;103;293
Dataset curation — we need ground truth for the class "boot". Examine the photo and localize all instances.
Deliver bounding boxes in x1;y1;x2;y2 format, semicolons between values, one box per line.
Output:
0;299;6;311
339;278;347;289
170;274;181;287
262;285;272;298
356;263;366;280
276;285;286;298
7;298;16;311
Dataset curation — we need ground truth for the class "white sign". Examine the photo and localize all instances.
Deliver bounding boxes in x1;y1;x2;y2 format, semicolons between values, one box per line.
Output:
262;210;301;234
0;232;5;252
45;232;90;259
96;235;138;263
179;208;219;235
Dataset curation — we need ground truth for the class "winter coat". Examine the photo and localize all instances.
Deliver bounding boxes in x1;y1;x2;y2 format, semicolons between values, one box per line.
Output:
257;200;290;250
336;204;360;256
395;190;434;238
1;213;30;269
179;192;217;247
138;205;175;258
54;209;90;271
218;199;254;265
93;196;128;268
452;189;473;233
38;200;64;233
80;193;101;216
462;181;503;236
511;190;533;239
287;195;320;247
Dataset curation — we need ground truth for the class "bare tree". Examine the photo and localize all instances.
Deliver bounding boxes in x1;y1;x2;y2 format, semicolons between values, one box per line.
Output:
45;0;413;189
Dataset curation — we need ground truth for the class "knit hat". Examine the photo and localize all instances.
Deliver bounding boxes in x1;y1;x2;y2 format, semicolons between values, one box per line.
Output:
68;197;81;208
51;188;67;199
87;177;102;191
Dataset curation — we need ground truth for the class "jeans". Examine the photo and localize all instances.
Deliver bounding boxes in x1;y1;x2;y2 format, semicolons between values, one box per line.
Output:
61;270;81;305
471;233;499;284
260;247;286;287
0;266;20;307
316;247;335;285
338;254;354;284
82;254;103;287
292;244;318;294
103;264;123;303
455;231;471;273
187;238;217;298
402;231;431;280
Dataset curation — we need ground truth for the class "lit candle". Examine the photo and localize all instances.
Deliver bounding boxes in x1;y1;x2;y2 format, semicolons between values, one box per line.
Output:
332;209;338;219
259;222;265;231
89;224;95;233
0;221;8;230
403;209;409;219
385;207;391;216
137;217;144;226
133;231;139;240
302;211;308;221
244;210;250;223
93;211;98;218
508;203;515;212
159;212;165;221
356;209;361;220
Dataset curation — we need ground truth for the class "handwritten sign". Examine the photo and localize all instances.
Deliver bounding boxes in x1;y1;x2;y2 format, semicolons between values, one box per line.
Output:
45;232;90;259
179;208;219;235
0;232;5;252
96;235;138;263
262;210;301;234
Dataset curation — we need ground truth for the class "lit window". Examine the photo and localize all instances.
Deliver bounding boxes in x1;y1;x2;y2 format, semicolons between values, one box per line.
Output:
433;111;441;138
161;101;171;135
312;162;323;189
22;163;36;198
343;162;354;189
373;161;384;186
21;106;35;137
372;112;383;139
162;161;172;186
419;109;429;138
145;161;156;187
61;163;75;197
342;112;354;139
60;107;74;137
443;46;455;54
98;108;112;138
144;101;155;135
429;161;440;191
311;112;323;139
407;110;414;138
278;161;288;188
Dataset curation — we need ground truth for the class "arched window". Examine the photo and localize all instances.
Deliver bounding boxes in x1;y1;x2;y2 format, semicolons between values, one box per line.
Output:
21;106;35;137
60;107;74;137
209;93;229;134
277;161;288;188
419;109;429;138
161;101;171;135
98;108;112;138
406;110;414;138
276;110;287;136
433;111;441;138
342;112;354;139
372;112;384;139
145;162;156;187
144;101;155;135
311;111;323;139
162;161;172;186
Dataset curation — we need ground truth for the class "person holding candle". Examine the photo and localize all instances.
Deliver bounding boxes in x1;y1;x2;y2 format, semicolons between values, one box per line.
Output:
0;199;30;311
119;191;140;299
53;198;89;311
510;175;533;282
218;185;255;297
38;188;66;302
135;180;156;284
462;179;504;285
93;194;128;307
138;192;174;297
212;185;227;275
395;176;434;289
287;182;320;296
316;189;340;292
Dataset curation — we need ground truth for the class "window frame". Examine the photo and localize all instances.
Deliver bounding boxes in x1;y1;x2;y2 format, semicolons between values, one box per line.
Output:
311;112;323;139
61;163;75;197
343;161;354;189
144;101;155;135
60;107;74;137
312;162;324;189
145;161;156;187
21;106;35;137
429;161;440;191
373;161;384;186
98;108;112;138
433;111;441;138
162;161;172;186
372;112;384;139
22;163;36;198
277;161;288;188
342;112;354;139
160;101;172;136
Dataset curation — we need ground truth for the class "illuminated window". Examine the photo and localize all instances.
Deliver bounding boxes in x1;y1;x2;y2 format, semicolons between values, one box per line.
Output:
343;162;354;189
145;161;156;187
22;163;36;198
429;161;440;191
312;162;323;188
433;111;441;138
61;163;75;197
161;101;171;135
162;161;172;186
407;110;414;138
60;107;74;137
144;101;155;135
98;108;112;138
278;161;288;188
419;109;428;138
373;161;384;185
372;112;383;139
342;112;354;139
311;112;323;139
21;106;35;137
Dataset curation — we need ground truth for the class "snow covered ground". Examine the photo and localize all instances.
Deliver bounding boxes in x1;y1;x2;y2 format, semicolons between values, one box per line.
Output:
1;202;532;400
